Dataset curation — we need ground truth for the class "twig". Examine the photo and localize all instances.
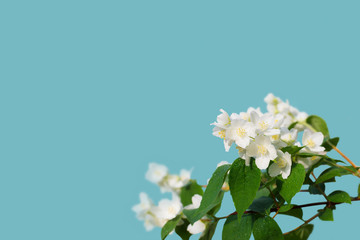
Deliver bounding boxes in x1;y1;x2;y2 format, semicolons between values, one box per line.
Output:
283;213;320;235
217;197;360;220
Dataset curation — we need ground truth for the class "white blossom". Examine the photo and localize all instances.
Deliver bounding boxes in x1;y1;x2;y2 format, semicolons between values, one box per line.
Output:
297;150;325;170
187;220;206;235
132;192;154;220
185;194;202;210
238;107;263;122
226;119;256;148
159;169;191;193
268;150;292;179
212;109;231;128
302;129;325;152
145;163;168;184
247;135;277;169
280;127;298;145
152;195;182;226
251;112;280;136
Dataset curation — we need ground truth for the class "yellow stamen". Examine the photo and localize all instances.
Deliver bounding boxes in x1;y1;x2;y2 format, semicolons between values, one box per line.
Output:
218;130;226;139
257;145;267;156
236;128;246;137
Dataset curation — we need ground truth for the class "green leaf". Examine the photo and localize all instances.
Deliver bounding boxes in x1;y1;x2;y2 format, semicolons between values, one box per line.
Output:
358;184;360;198
318;207;334;221
306;115;330;139
161;215;182;240
288;122;298;130
255;187;270;199
278;204;294;213
253;216;284;240
308;183;325;195
207;191;224;216
278;207;303;220
183;164;230;224
229;158;261;221
175;218;191;240
222;214;254;240
180;180;203;206
282;146;304;155
284;224;314;240
315;167;352;184
199;220;218;240
328;190;352;204
248;196;274;214
280;164;306;203
322;137;340;152
296;152;323;158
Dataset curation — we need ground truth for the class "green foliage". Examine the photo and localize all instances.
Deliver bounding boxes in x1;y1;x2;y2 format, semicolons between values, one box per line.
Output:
280;164;306;203
284;224;314;240
358;184;360;198
248;196;274;214
183;164;231;224
281;146;304;155
199;220;218;240
306;115;330;139
315;167;352;184
328;190;352;204
255;187;271;199
229;158;261;221
322;137;339;152
222;214;254;240
175;218;191;240
207;191;224;216
180;180;203;206
318;207;334;221
278;207;303;220
308;183;325;195
161;214;182;240
278;204;294;212
288;122;298;130
253;216;284;240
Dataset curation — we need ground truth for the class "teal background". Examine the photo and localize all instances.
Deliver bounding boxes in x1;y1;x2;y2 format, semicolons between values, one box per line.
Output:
1;0;359;239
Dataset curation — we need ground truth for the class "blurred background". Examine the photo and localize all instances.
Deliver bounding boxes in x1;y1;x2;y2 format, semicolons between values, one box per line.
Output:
1;0;359;239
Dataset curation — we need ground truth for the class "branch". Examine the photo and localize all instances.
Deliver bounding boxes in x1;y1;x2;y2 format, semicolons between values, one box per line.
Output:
217;197;360;220
283;212;320;235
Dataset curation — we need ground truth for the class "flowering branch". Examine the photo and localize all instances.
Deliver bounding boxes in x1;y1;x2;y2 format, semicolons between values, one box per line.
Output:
133;93;360;240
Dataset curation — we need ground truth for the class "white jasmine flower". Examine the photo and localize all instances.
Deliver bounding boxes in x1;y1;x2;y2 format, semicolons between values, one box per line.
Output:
212;126;234;152
251;112;280;136
226;119;256;148
236;146;251;166
302;129;325;152
153;196;182;224
268;150;292;179
143;214;158;231
277;100;290;114
273;114;285;128
295;112;308;123
132;192;154;220
264;93;281;105
211;109;231;129
247;135;277;169
280;127;298;145
185;194;202;210
297;150;325;170
162;169;191;191
145;163;168;184
187;220;206;235
270;133;287;149
238;107;263;122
